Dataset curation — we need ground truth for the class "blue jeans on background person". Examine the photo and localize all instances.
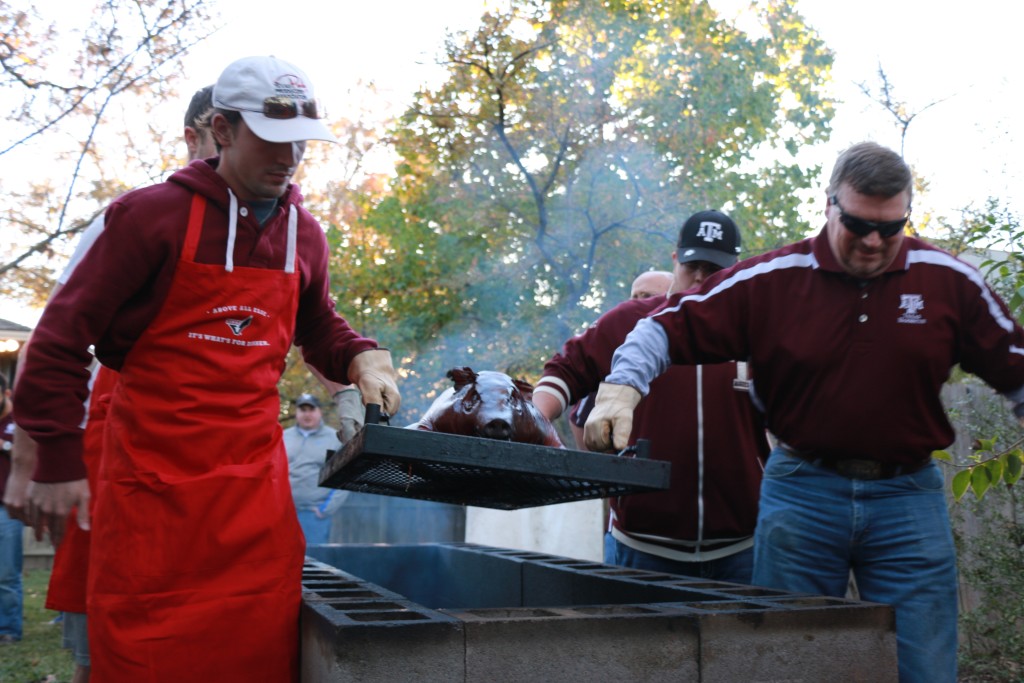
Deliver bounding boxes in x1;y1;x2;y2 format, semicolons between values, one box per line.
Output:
753;448;957;683
602;530;616;565
61;611;90;666
605;531;754;584
296;508;331;547
0;505;24;642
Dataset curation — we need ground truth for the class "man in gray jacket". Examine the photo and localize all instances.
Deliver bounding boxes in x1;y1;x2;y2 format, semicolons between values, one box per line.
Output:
284;394;346;546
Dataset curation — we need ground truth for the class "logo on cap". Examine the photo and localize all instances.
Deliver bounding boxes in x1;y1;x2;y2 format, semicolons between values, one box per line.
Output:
696;221;725;243
274;74;308;99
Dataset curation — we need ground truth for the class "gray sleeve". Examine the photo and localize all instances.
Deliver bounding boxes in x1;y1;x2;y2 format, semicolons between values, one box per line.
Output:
605;318;672;396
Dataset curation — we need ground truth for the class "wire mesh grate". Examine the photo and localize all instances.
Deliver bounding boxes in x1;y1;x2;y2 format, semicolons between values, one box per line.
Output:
320;425;670;509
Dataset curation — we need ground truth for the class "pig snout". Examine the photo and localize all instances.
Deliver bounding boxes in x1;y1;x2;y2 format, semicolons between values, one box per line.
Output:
478;417;513;440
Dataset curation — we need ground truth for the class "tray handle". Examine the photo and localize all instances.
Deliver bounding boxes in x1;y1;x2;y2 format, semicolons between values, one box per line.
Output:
618;438;650;459
364;403;390;426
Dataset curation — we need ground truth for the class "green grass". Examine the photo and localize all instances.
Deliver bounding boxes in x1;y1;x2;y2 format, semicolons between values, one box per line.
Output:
0;568;74;683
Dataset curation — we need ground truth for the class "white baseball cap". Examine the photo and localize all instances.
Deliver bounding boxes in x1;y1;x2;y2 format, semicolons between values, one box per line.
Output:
212;56;337;144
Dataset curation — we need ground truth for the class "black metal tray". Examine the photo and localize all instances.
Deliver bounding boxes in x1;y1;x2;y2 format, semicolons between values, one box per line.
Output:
318;424;671;510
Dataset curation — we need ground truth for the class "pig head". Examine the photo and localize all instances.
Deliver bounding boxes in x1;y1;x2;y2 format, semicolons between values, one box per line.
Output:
413;367;565;448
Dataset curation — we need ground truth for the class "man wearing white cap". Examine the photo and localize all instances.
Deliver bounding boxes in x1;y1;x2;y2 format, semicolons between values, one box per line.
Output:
14;56;400;682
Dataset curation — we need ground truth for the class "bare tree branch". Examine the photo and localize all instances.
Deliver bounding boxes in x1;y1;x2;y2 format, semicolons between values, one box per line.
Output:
857;63;952;157
0;0;215;293
0;209;102;277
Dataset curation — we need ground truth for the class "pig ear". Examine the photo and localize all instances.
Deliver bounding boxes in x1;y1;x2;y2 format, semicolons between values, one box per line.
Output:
512;377;534;400
447;367;478;390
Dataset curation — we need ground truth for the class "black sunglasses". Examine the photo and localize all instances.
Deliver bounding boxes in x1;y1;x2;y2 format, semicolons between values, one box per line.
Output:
829;195;910;238
256;96;325;120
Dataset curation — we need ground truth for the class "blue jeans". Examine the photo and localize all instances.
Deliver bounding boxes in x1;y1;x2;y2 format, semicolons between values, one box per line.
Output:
296;508;331;547
0;506;24;640
605;532;754;584
61;611;90;666
753;448;957;683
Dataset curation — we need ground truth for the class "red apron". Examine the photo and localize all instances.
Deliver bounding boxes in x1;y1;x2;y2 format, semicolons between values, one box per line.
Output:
88;194;304;682
45;364;120;614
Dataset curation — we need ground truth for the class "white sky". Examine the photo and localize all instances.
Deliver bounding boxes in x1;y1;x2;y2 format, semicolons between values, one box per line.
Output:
789;0;1024;216
3;0;1023;327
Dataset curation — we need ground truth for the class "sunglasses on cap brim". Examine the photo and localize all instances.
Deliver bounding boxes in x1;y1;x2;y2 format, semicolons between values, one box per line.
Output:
249;96;325;120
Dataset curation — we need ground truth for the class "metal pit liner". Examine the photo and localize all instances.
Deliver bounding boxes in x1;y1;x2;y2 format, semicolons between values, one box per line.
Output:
318;423;670;510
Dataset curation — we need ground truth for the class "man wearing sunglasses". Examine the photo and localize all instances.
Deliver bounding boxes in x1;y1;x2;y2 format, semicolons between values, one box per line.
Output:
584;141;1024;683
12;55;401;682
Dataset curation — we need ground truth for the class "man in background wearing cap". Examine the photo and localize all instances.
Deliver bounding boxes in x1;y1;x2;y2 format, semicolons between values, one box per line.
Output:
533;210;769;583
284;393;345;546
13;55;400;682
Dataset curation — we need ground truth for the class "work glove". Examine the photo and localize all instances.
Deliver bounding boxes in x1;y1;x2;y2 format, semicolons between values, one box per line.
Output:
347;349;401;418
583;382;642;453
333;387;364;444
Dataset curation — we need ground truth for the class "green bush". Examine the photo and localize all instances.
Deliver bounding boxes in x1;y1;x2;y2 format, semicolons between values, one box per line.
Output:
944;382;1024;682
953;485;1024;682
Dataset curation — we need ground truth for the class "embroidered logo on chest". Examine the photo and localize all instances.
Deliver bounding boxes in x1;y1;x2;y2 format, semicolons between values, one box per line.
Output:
897;294;926;324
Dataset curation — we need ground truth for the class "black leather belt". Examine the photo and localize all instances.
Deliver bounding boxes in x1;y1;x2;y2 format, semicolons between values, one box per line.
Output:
778;444;929;481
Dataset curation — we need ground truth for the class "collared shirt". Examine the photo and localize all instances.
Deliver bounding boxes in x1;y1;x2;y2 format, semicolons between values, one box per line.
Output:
609;228;1024;465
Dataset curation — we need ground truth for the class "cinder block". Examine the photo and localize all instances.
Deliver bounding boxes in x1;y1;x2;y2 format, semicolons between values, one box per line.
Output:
690;598;898;683
300;546;899;682
301;558;465;682
454;607;699;682
301;602;466;683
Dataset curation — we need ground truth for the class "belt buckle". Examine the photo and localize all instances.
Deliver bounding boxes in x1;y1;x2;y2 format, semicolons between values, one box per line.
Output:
833;459;884;480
